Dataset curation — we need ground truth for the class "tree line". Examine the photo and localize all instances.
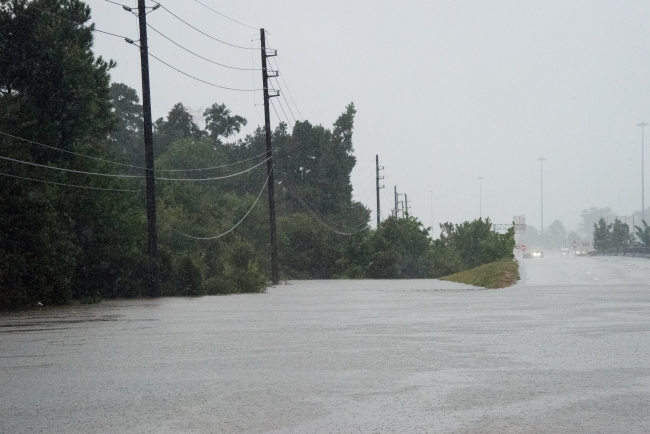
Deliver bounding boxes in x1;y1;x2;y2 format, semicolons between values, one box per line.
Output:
0;0;515;310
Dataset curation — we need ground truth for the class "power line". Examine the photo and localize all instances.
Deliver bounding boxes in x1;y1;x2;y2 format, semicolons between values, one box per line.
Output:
191;0;258;31
0;130;269;173
157;157;269;181
169;167;271;240
271;91;294;130
135;44;260;92
271;77;298;126
0;171;141;192
0;154;144;178
145;21;261;71
157;151;269;172
158;3;257;50
0;130;146;170
266;39;304;120
28;4;131;40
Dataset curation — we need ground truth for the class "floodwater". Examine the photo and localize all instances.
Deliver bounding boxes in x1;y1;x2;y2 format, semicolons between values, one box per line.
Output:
2;256;650;433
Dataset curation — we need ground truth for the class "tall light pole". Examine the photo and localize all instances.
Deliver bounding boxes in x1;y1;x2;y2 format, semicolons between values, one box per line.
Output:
638;122;648;222
477;177;484;219
538;157;546;235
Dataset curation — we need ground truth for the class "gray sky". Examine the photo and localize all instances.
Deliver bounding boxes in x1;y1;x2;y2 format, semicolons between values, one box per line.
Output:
89;0;650;235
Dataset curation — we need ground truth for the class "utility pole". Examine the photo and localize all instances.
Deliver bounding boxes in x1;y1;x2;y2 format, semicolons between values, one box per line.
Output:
477;176;484;219
375;155;384;228
404;194;410;217
260;29;279;284
639;122;648;222
394;186;398;218
538;157;546;235
137;0;160;297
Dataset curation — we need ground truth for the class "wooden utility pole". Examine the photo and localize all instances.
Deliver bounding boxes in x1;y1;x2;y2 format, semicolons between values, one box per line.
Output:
137;0;160;297
260;29;279;284
375;155;384;228
404;194;410;217
394;186;398;218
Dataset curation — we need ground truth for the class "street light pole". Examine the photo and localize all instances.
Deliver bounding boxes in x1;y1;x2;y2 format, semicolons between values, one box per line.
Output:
638;122;648;222
477;177;484;219
538;158;546;235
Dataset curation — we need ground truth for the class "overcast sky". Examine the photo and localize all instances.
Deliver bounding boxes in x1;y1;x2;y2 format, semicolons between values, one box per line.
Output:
88;0;650;235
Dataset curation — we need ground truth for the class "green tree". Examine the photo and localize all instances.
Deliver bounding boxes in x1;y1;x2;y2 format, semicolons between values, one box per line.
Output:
108;82;143;166
635;220;650;247
593;218;612;251
153;102;203;158
0;0;128;308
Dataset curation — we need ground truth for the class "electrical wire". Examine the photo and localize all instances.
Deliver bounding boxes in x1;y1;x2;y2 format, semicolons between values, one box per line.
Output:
0;131;146;170
0;154;144;178
156;151;269;172
283;177;368;234
272;90;294;130
266;38;304;120
157;157;269;181
169;167;271;240
0;171;141;192
0;131;269;173
139;46;260;92
191;0;258;31
270;76;297;125
158;3;256;50
145;22;261;71
28;5;131;40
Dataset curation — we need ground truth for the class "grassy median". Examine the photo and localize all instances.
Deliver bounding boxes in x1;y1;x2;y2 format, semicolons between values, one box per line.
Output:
440;260;520;289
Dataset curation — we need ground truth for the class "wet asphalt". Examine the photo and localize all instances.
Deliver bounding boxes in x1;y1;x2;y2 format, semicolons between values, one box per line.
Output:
2;255;650;433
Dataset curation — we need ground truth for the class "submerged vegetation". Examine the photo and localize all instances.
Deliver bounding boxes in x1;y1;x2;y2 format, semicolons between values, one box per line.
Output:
0;0;515;310
440;260;520;289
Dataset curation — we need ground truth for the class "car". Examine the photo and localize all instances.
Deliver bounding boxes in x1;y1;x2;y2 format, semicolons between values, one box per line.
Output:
523;251;544;258
575;249;587;257
561;248;569;256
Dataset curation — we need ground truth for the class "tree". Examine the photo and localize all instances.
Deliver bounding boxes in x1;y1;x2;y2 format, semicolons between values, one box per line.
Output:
153;102;203;157
611;219;633;248
0;0;123;308
593;218;612;251
580;207;615;237
203;102;247;144
635;220;650;247
108;82;143;166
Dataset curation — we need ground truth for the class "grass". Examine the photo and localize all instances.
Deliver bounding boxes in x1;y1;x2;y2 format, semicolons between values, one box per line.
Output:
440;260;520;289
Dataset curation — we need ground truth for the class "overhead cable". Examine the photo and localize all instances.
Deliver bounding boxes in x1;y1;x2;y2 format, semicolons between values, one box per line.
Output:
135;45;260;92
145;22;261;71
29;5;131;40
0;131;146;170
157;157;269;181
158;3;257;50
0;155;144;178
169;167;271;240
191;0;258;31
0;171;140;192
156;151;269;172
266;38;304;120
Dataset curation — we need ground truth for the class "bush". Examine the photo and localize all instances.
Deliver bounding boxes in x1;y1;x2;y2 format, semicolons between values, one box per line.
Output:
175;255;204;296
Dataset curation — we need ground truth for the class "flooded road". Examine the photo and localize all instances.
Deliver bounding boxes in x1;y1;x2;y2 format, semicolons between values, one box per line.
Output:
2;257;650;433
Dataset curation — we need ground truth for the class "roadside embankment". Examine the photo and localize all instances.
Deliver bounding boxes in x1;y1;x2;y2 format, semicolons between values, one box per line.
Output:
440;260;520;289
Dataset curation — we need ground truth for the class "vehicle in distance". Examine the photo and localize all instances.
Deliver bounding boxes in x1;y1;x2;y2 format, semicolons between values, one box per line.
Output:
561;248;569;256
523;251;544;258
575;249;588;257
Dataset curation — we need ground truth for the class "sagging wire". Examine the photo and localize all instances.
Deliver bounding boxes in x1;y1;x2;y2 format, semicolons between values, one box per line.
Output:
168;166;271;240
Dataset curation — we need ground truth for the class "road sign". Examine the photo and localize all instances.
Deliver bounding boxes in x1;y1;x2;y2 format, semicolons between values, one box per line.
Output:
583;242;590;246
520;244;527;252
515;244;521;250
571;241;578;248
